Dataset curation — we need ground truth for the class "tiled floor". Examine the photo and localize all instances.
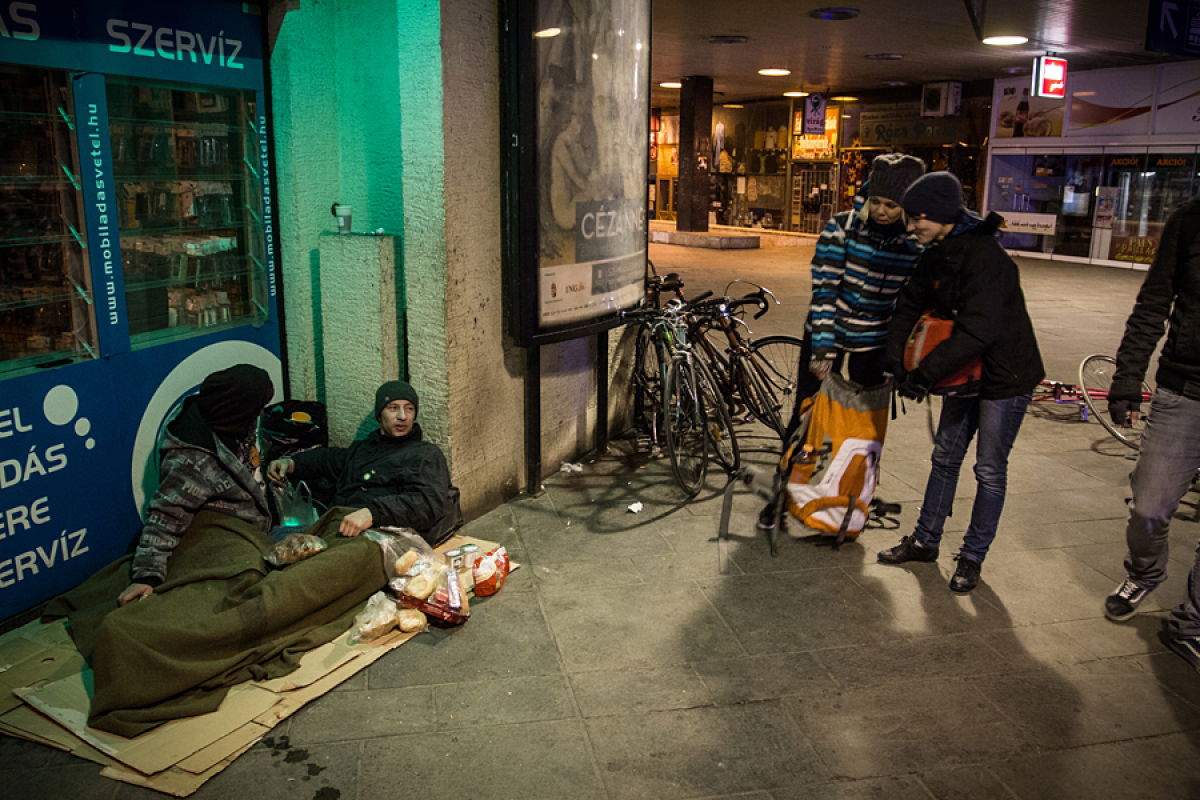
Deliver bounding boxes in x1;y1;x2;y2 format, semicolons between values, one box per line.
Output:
4;246;1200;799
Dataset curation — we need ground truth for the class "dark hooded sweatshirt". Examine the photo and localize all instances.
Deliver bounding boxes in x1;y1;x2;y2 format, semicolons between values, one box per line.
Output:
886;211;1045;399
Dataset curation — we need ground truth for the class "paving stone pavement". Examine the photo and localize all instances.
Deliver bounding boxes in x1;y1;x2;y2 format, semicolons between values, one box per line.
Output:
4;246;1200;799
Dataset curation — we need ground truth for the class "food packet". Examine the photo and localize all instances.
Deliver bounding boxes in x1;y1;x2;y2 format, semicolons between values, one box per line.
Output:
398;577;470;625
264;533;328;567
349;591;399;644
365;527;439;579
472;546;511;597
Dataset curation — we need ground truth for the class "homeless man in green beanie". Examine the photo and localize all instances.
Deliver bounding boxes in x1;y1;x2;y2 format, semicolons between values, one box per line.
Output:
266;381;462;543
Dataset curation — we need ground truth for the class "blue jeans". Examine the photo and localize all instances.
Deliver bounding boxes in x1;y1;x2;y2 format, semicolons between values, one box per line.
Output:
913;393;1031;564
1124;387;1200;637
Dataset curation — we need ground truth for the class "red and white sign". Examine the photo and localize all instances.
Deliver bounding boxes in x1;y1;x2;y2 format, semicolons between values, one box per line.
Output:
1033;56;1067;98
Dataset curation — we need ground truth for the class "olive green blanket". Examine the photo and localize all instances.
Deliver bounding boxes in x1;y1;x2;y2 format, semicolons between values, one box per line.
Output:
43;508;387;738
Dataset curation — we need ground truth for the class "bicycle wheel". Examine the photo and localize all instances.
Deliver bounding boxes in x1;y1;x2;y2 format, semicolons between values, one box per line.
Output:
663;357;709;496
694;358;741;474
1079;354;1149;450
633;325;667;442
732;354;786;436
749;335;803;432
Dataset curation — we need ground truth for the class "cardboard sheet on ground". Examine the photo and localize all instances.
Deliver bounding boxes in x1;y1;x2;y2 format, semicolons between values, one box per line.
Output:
0;532;511;797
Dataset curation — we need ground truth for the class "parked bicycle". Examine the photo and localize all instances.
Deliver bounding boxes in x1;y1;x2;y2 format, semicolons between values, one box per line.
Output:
625;293;740;495
687;281;803;440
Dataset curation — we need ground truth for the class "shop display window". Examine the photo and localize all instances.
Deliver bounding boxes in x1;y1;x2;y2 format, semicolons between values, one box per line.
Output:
105;78;268;344
0;65;98;377
1104;153;1196;264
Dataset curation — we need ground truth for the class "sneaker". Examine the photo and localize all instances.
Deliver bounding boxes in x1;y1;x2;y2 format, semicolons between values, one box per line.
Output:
877;535;938;565
949;556;982;593
1104;578;1152;622
1158;621;1200;673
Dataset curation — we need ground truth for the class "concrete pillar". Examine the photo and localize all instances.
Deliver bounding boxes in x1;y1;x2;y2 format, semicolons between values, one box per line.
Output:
316;233;403;445
676;75;713;232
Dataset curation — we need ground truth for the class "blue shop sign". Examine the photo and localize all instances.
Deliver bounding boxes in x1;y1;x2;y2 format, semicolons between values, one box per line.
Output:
0;0;263;89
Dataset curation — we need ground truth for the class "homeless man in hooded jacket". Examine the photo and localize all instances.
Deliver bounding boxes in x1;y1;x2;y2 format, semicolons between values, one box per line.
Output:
118;364;276;606
267;380;462;544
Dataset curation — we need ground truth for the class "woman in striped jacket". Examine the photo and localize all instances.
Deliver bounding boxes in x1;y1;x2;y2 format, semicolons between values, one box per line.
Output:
796;153;926;406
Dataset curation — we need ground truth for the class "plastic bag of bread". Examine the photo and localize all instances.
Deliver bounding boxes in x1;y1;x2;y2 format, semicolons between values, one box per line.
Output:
365;527;439;579
264;533;328;567
396;607;428;633
349;591;400;644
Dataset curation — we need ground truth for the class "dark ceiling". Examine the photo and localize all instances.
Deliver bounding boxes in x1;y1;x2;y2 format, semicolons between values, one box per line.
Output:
650;0;1189;107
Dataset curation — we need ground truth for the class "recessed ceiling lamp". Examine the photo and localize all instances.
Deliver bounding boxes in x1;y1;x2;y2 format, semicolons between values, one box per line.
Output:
830;95;859;101
783;91;809;97
884;80;908;86
809;7;860;20
865;53;903;60
659;81;683;89
982;35;1029;46
533;27;561;39
709;35;749;45
723;103;745;108
1000;65;1028;74
758;68;791;76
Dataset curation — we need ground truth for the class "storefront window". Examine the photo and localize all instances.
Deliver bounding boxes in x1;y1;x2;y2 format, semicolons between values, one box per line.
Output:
0;65;98;376
1102;153;1196;264
105;79;268;344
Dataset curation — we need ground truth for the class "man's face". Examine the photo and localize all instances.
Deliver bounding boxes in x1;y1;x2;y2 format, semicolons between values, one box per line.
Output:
908;217;952;245
868;196;903;225
380;400;416;438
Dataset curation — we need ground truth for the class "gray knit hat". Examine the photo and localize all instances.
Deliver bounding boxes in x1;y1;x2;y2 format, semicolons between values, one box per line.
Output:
867;153;926;203
902;171;964;224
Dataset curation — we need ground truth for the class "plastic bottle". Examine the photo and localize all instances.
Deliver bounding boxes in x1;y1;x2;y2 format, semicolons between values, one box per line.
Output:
1014;89;1029;137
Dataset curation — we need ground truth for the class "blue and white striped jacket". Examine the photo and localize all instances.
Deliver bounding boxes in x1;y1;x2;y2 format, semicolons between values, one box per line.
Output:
806;204;921;358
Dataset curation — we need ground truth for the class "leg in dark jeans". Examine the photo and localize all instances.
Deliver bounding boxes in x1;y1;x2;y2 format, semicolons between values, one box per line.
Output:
957;394;1031;564
913;396;977;550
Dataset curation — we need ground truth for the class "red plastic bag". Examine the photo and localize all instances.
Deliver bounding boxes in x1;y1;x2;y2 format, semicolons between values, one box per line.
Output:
472;547;511;597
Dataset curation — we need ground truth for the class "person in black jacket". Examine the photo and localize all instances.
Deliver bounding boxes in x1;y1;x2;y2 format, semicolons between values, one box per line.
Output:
1102;194;1200;671
875;172;1045;593
267;380;462;544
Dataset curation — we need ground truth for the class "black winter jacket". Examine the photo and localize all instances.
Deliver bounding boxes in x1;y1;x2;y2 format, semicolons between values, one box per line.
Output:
1112;196;1200;400
291;423;461;543
886;212;1045;399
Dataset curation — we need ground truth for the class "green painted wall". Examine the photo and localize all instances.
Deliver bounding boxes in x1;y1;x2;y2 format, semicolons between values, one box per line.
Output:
270;0;445;411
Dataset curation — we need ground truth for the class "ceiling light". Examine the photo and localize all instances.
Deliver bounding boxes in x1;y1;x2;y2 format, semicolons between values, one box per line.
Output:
723;104;745;108
533;27;561;39
758;68;791;76
708;35;749;45
865;53;903;60
659;81;682;89
830;95;858;102
1001;66;1027;74
809;7;860;20
884;80;908;87
783;91;809;97
982;35;1029;46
